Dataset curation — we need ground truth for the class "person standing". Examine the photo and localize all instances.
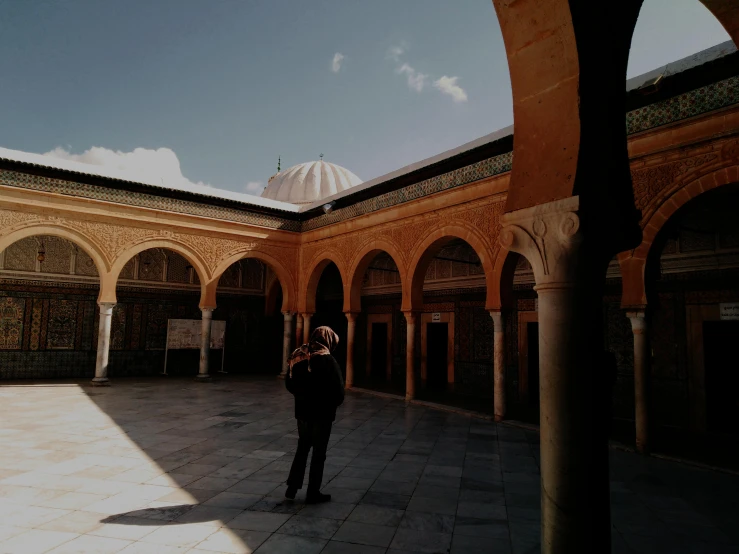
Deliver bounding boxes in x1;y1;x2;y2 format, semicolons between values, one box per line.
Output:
285;326;344;504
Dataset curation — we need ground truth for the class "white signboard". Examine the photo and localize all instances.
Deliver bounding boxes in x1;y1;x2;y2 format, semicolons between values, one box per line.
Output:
166;319;226;349
432;312;441;322
720;303;739;321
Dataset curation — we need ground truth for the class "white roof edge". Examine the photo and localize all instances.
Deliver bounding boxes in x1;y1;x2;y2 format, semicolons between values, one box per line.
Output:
626;40;736;91
0;146;300;214
299;124;514;212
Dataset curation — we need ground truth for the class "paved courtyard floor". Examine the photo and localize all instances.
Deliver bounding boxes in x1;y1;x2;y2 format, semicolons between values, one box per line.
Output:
0;376;737;554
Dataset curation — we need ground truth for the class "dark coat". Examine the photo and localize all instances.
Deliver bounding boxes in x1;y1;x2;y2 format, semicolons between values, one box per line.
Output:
285;353;344;421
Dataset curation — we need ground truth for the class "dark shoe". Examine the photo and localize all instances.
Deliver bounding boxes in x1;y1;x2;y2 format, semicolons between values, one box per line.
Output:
285;486;297;500
305;492;331;504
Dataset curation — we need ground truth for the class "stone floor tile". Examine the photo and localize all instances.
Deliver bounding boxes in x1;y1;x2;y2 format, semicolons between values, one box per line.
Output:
400;511;455;534
457;500;507;520
140;523;216;548
332;521;396;548
251;533;326;554
360;492;410;510
0;529;78;554
389;528;452;553
451;534;512;554
454;516;509;538
298;501;355;520
173;505;242;527
46;534;133;553
321;541;386;554
227;480;282;495
38;509;107;534
369;479;417;496
192;527;270;553
348;504;405;527
88;518;162;541
278;515;341;539
117;542;190;553
407;494;458;516
228;511;292;532
203;492;262;510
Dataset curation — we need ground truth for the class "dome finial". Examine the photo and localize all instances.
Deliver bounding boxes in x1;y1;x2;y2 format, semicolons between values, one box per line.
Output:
277;155;281;172
319;153;324;161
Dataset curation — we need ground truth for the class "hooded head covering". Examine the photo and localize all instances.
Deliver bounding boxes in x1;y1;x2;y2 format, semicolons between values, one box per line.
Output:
287;326;339;377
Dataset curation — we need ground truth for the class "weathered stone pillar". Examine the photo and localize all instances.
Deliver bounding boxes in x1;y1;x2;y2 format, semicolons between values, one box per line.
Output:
345;312;358;388
627;310;649;454
295;314;304;348
92;302;115;386
302;313;312;344
490;310;506;422
279;312;294;379
196;308;213;382
403;311;417;401
500;196;611;553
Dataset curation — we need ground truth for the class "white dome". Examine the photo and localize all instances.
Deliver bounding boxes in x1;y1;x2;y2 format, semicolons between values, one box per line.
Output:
261;161;362;205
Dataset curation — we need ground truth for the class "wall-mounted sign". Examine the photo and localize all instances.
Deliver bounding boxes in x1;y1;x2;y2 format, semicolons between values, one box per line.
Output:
719;303;739;320
432;312;441;322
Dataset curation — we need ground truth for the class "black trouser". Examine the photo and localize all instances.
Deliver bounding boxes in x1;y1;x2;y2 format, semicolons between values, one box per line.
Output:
287;419;332;493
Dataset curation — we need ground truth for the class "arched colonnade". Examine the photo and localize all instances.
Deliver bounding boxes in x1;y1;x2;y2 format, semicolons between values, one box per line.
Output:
0;217;299;385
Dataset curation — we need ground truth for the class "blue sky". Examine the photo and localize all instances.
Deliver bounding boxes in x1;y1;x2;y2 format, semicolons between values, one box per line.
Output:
0;0;730;197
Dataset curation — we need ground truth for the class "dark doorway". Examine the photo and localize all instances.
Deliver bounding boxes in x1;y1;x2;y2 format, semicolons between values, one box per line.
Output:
704;321;739;434
527;321;540;412
371;323;388;379
427;323;449;390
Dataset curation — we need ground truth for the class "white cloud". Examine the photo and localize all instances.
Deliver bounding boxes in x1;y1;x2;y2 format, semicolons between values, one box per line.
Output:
42;145;267;198
388;43;468;103
245;180;265;194
387;45;405;62
396;63;427;93
433;76;468;103
331;52;345;73
43;146;211;190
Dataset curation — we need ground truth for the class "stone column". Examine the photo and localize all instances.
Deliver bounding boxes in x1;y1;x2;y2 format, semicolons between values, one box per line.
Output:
279;312;293;379
490;311;506;422
302;313;312;344
345;312;358;388
500;196;611;553
627;310;649;454
196;308;213;382
92;302;115;386
403;311;417;402
295;314;304;348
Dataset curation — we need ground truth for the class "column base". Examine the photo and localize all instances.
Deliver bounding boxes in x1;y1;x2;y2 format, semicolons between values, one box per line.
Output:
194;374;212;383
277;373;287;380
91;377;110;387
494;414;504;423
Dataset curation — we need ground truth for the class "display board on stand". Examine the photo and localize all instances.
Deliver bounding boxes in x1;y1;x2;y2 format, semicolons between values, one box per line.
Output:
163;319;227;375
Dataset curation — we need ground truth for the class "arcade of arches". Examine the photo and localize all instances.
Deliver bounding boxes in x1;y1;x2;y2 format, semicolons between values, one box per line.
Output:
2;21;739;554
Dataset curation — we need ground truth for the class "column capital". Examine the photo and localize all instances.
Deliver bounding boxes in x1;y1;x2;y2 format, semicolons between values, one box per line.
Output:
97;301;116;313
489;310;503;329
282;312;294;321
344;312;360;322
201;307;215;316
626;310;647;333
500;196;582;288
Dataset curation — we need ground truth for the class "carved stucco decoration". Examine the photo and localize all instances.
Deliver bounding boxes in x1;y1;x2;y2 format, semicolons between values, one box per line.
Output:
630;137;739;224
0;209;298;284
301;198;505;285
